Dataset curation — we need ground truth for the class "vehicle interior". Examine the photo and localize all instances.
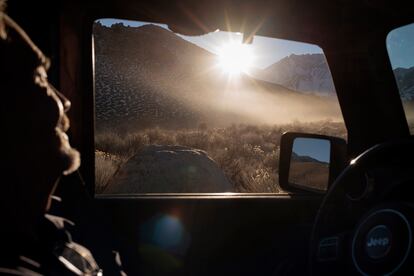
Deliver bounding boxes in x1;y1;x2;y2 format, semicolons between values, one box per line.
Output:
6;0;414;275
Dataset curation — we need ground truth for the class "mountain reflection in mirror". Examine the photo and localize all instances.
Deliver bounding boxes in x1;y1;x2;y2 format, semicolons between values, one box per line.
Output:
289;138;330;191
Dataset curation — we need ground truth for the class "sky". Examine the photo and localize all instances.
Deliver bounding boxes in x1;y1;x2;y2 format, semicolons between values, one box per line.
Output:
387;23;414;69
292;138;330;163
98;18;323;69
99;18;414;70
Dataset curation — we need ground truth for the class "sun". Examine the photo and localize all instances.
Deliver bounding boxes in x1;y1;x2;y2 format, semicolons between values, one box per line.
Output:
217;42;254;75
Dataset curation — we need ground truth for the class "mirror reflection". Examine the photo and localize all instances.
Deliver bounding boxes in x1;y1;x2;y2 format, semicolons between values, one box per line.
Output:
288;138;330;191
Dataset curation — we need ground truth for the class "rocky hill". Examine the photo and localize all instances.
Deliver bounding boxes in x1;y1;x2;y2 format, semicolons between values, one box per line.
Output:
104;145;232;193
393;66;414;101
94;23;213;130
253;53;414;101
251;53;336;96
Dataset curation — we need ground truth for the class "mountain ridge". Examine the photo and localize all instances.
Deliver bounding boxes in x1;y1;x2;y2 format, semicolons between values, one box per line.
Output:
291;151;328;165
251;53;336;97
393;66;414;101
254;53;414;100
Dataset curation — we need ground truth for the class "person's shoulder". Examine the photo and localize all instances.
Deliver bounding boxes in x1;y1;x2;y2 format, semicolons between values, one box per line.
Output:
40;213;103;275
0;213;100;276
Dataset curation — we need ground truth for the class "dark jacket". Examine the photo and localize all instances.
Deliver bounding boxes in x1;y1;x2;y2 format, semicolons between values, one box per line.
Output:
0;214;109;275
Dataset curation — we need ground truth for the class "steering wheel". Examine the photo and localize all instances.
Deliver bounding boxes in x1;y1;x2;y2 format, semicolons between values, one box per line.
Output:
310;139;414;276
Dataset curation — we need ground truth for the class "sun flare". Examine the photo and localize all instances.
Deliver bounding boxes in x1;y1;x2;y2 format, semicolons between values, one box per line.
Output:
217;43;254;75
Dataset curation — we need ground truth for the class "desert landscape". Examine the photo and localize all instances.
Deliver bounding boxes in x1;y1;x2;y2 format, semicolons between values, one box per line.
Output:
96;21;412;193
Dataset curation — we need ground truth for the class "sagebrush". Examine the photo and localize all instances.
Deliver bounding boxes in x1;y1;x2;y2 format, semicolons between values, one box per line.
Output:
95;120;346;193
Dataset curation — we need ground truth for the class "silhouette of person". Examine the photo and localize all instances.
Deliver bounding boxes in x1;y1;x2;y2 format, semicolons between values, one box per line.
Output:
0;1;125;274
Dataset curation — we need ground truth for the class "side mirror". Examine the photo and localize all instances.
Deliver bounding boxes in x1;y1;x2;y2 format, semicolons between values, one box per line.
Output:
279;132;347;193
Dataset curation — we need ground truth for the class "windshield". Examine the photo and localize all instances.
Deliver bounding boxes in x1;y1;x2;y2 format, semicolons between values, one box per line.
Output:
93;19;346;194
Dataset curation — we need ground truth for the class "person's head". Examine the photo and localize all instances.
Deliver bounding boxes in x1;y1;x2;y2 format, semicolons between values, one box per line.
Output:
0;0;80;234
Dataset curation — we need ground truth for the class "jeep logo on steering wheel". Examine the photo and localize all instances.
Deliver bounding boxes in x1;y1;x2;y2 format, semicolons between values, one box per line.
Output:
365;225;392;259
367;237;390;247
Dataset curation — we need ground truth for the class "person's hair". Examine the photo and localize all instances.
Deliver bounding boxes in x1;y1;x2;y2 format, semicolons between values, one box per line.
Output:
0;0;6;39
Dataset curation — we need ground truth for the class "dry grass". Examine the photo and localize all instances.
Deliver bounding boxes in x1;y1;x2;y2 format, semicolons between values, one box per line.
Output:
95;120;346;193
95;150;126;193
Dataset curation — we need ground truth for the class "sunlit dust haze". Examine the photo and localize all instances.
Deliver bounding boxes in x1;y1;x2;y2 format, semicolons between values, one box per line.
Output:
94;19;343;131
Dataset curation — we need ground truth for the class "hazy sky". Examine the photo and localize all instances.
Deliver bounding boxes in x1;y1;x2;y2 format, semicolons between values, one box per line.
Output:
99;18;414;69
292;138;330;163
99;18;323;69
387;23;414;69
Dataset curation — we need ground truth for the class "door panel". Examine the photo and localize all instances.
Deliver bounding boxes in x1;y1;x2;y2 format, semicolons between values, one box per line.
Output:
55;182;321;276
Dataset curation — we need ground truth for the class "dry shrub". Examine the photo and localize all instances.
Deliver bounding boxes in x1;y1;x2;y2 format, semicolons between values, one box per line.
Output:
95;121;346;193
95;151;125;193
